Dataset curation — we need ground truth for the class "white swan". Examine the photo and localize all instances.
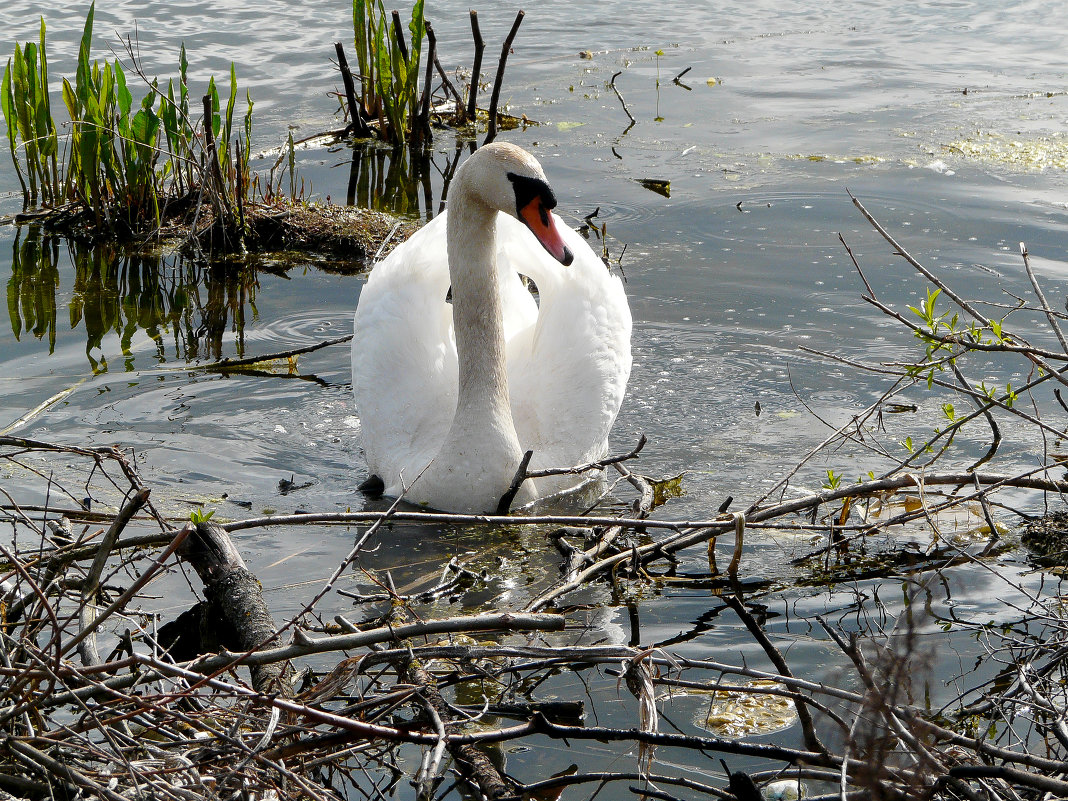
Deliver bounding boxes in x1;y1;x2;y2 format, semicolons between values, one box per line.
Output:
351;142;631;513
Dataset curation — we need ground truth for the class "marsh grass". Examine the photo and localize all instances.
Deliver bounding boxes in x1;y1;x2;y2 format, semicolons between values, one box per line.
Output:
1;19;60;206
351;0;425;146
2;4;254;238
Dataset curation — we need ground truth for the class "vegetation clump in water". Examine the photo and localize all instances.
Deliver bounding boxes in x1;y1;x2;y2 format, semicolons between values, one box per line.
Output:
1022;511;1068;566
1;4;412;259
945;130;1068;171
3;5;253;241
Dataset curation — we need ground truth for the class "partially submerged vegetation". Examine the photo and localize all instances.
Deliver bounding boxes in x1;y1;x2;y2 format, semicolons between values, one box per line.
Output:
3;5;254;245
2;0;533;253
347;0;428;145
337;0;529;147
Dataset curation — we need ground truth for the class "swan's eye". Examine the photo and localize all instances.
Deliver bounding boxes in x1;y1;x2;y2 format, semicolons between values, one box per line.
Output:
507;172;557;218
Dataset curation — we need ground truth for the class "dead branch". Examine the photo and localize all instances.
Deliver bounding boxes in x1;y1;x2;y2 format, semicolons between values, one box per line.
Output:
610;70;637;134
208;334;353;370
526;433;647;479
333;43;372;138
79;487;151;665
724;594;827;756
58;524;192;661
466;10;485;123
399;656;514;799
484;10;525;145
417;22;437;145
176;521;294;695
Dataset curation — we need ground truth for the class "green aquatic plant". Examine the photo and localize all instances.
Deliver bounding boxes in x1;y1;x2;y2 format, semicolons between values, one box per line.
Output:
159;44;195;194
351;0;425;145
2;3;256;237
60;4;162;228
2;18;60;205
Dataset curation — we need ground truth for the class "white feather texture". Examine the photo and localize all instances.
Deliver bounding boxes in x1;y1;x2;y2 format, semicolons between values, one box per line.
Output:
352;143;631;512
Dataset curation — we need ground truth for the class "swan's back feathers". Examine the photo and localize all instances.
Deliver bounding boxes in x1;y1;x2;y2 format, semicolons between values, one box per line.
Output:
501;215;632;483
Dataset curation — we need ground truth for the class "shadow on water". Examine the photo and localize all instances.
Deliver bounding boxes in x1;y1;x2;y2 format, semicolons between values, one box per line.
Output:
7;226;259;372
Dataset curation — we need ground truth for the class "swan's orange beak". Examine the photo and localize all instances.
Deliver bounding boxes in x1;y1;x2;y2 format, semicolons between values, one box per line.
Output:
519;197;574;266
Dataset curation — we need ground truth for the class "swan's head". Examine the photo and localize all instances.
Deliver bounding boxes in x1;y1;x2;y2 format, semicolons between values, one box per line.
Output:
463;142;574;266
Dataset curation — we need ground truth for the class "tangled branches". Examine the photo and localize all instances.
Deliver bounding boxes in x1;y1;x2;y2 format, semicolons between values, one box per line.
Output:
5;199;1068;799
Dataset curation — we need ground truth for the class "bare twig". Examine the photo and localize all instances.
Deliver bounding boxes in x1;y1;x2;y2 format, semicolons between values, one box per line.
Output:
334;42;372;138
484;10;525;145
610;71;637;134
527;433;647;479
496;448;534;515
466;10;485;123
1021;240;1068;352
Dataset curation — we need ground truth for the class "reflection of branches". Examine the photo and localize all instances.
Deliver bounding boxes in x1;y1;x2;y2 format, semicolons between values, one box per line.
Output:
346;142;431;218
345;138;482;221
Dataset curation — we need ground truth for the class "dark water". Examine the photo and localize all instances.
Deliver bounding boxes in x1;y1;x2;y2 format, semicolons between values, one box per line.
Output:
3;0;1068;793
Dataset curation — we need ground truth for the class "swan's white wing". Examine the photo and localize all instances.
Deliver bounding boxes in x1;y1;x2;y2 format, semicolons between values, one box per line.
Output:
501;214;633;482
351;214;456;493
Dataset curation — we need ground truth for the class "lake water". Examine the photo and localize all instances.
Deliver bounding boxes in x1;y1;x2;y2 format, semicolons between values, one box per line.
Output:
3;0;1068;795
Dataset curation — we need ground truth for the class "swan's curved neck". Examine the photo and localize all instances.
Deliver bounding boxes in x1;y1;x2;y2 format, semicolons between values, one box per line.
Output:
417;161;531;512
446;187;512;425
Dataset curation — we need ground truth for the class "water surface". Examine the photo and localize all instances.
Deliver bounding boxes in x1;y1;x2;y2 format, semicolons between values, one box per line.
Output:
3;0;1068;793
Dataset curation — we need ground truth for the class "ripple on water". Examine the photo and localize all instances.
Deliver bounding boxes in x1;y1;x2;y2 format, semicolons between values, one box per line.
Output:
239;310;353;351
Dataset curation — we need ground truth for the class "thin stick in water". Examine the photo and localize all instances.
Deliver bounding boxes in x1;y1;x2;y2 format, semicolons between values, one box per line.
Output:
610;71;636;134
418;21;437;143
334;42;371;138
484;10;525;145
467;10;485;123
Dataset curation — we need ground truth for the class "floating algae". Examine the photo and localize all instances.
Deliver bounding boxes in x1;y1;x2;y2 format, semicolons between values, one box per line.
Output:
687;679;798;737
945;130;1068;171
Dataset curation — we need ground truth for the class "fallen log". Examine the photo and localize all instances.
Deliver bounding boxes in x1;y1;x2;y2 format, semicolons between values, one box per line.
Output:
174;521;293;695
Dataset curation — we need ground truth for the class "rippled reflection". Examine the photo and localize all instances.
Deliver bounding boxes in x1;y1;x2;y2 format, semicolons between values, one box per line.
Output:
345;139;472;219
8;230;60;354
7;226;259;372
